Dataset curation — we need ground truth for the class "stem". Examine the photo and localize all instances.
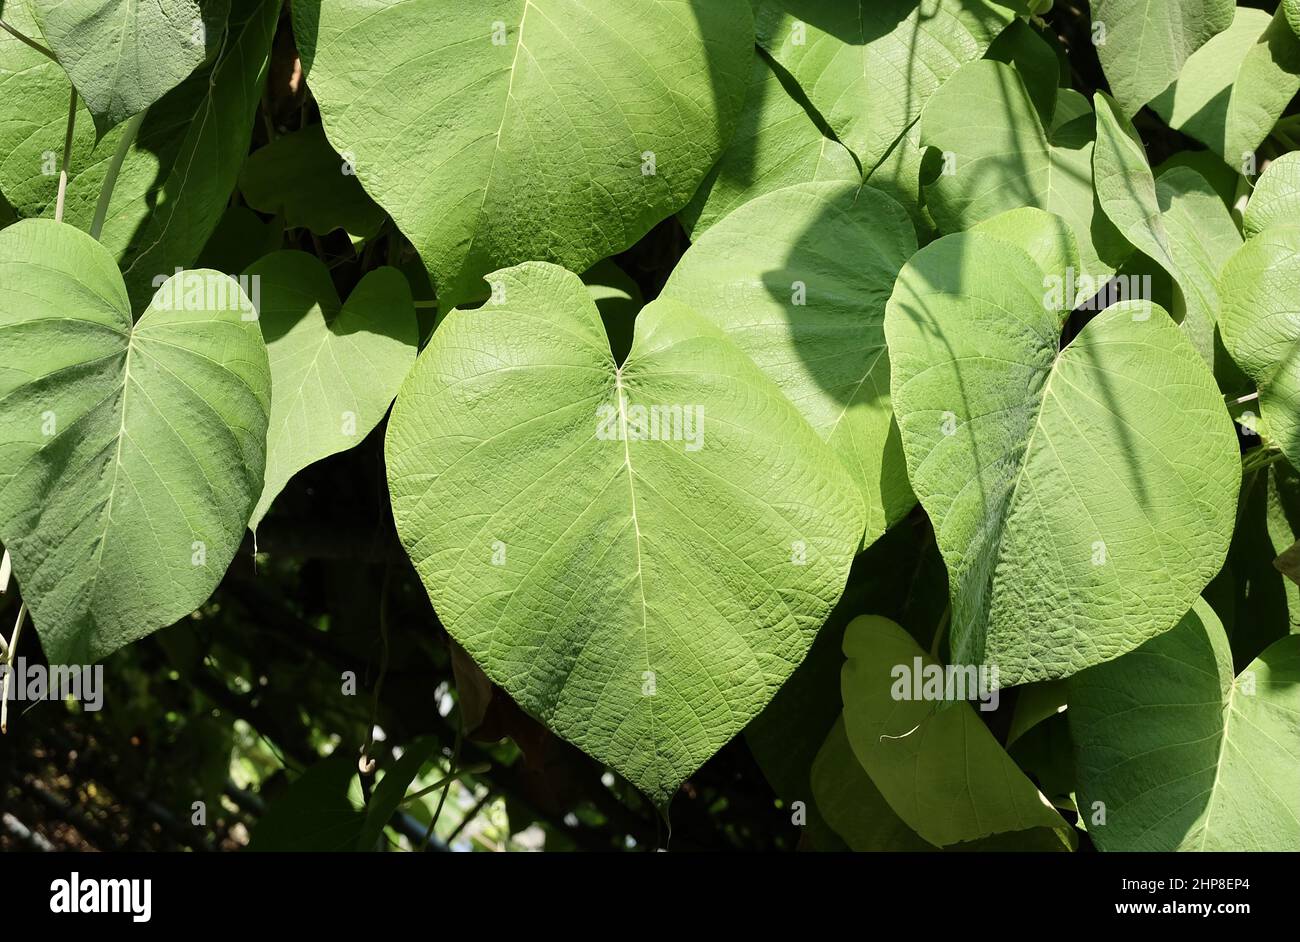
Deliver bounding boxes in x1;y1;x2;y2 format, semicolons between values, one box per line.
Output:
1;601;28;734
1227;391;1260;406
418;730;463;851
55;87;77;223
0;549;10;595
89;109;146;241
0;18;56;60
929;604;951;660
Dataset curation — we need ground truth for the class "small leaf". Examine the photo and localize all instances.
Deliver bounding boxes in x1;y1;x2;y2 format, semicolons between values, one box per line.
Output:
249;752;365;851
0;219;271;663
1244;152;1300;239
238;123;387;243
839;615;1073;849
886;225;1240;684
385;262;864;806
662;181;917;545
244;250;417;532
1070;600;1300;851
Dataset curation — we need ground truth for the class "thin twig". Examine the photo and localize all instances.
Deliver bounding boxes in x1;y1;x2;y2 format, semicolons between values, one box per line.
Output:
1226;391;1260;406
90;109;146;240
0;18;56;60
55;87;77;223
0;549;11;595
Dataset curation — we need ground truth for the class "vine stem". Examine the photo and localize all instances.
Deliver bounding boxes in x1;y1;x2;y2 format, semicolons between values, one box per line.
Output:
89;109;147;241
1;602;28;734
55;87;77;223
0;550;10;595
1227;391;1260;406
0;18;56;60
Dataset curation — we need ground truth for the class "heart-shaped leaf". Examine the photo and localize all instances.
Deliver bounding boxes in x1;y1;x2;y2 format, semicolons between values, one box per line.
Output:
292;0;753;312
1070;599;1300;850
0;219;271;663
921;59;1127;278
680;53;858;238
1150;7;1300;164
752;0;1012;174
1218;224;1300;470
29;0;230;134
840;615;1074;849
1244;152;1300;239
1087;0;1233;118
1093;93;1242;364
238;123;386;244
244;250;417;531
385;262;864;805
885;226;1240;685
662;181;916;545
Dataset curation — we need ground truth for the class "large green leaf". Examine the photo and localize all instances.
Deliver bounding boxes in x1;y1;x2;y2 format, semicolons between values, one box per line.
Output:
293;0;752;312
1288;0;1300;39
1092;93;1242;364
920;59;1126;278
1219;224;1300;471
680;52;858;238
840;615;1073;848
1244;152;1300;239
29;0;229;133
662;181;916;545
751;0;1012;174
0;219;271;663
0;0;278;307
385;262;864;806
1087;0;1233;119
885;227;1240;686
244;251;417;532
1070;600;1300;851
238;123;386;244
1150;7;1300;165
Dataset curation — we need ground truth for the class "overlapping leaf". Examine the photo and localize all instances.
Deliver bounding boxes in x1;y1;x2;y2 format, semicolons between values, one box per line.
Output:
885;226;1240;686
662;181;916;545
29;0;230;133
1219;224;1300;471
244;251;417;531
680;52;858;238
840;615;1073;848
752;0;1012;173
385;262;865;805
921;59;1126;278
1244;152;1300;239
0;219;271;663
1093;93;1242;365
1087;0;1233;119
293;0;752;312
1150;7;1300;164
1070;600;1300;851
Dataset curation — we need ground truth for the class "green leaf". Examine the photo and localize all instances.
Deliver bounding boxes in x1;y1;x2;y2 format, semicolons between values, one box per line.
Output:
581;259;642;368
1150;7;1300;165
986;18;1061;127
1087;0;1233;118
680;52;858;238
1070;600;1300;851
662;181;916;545
385;262;865;806
1244;152;1300;239
0;219;271;663
885;226;1241;685
292;0;753;312
1219;225;1300;471
1092;93;1243;364
0;0;279;307
840;615;1073;848
355;736;439;851
1155;150;1244;210
195;205;284;276
1288;0;1300;39
751;0;1013;174
920;59;1126;278
248;751;366;851
244;250;417;532
1006;680;1067;747
238;123;387;244
30;0;229;134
